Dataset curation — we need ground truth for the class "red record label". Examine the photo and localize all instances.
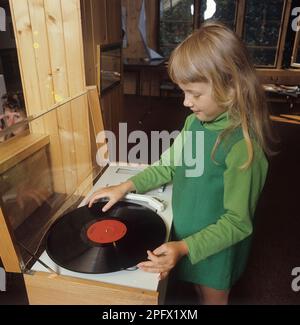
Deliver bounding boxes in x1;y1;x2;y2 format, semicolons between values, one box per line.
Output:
87;220;127;244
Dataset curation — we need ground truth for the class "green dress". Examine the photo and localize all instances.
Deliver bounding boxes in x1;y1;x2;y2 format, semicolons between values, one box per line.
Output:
131;112;268;290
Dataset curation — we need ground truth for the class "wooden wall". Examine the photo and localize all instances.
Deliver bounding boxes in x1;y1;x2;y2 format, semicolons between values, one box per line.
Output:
81;0;123;138
9;0;91;196
122;0;159;59
81;0;122;86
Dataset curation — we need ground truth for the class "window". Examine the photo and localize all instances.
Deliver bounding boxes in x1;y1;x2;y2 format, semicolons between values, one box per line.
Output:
198;0;238;30
159;0;195;57
159;0;296;71
242;0;286;67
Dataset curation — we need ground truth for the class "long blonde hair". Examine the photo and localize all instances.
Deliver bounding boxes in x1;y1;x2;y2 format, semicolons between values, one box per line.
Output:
168;22;272;168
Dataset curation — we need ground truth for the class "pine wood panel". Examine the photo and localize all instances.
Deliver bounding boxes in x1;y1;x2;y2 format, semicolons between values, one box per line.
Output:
0;208;21;273
61;0;86;96
24;272;158;305
56;102;78;194
61;0;91;189
28;0;67;193
44;0;69;103
71;95;92;186
44;0;78;194
43;0;70;193
9;0;90;195
9;0;46;134
27;0;54;109
87;86;105;144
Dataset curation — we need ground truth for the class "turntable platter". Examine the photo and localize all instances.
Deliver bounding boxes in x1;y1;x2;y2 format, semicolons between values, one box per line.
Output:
46;201;167;274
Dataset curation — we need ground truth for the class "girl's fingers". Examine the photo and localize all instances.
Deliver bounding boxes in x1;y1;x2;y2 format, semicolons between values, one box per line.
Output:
138;261;155;268
147;250;160;262
153;244;168;256
102;199;117;212
88;192;106;208
159;272;169;280
138;265;162;273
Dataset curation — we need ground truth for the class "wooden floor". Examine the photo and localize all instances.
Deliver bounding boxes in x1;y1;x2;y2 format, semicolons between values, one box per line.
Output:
1;94;300;305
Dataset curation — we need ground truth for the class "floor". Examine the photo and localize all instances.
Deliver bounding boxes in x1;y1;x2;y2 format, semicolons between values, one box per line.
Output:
1;94;300;305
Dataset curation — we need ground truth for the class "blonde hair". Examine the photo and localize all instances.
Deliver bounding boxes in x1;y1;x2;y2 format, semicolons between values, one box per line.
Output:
168;21;272;168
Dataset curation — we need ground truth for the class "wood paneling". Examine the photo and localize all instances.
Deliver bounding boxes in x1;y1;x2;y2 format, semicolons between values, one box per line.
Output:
24;272;158;305
0;208;21;273
101;85;122;136
81;0;122;86
9;0;90;195
106;0;122;44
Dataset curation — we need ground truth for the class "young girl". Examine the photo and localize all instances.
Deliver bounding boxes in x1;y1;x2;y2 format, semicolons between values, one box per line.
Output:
88;22;271;305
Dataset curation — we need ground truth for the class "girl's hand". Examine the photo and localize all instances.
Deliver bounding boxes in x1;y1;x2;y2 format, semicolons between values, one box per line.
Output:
87;180;135;212
137;241;189;280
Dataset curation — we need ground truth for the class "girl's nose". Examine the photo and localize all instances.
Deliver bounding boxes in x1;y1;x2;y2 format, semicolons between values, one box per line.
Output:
183;95;193;108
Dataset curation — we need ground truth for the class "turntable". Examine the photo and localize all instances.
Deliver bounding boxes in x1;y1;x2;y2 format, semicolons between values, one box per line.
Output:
0;88;173;305
30;163;173;305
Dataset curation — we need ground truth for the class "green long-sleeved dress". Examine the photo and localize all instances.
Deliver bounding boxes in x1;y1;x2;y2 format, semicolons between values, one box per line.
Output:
130;112;268;290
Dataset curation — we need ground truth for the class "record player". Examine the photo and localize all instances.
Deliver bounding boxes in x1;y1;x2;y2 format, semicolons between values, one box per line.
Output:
29;164;173;305
0;88;173;305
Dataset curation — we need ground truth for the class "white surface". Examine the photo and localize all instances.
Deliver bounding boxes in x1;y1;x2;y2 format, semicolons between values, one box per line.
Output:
32;163;173;292
124;193;166;212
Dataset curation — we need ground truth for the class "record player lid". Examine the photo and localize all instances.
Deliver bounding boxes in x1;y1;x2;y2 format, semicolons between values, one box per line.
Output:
0;88;107;273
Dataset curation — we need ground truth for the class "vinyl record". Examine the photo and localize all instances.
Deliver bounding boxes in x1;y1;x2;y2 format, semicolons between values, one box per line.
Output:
46;200;167;274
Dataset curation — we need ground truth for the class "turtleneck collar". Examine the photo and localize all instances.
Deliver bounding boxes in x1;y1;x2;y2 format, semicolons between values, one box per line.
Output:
200;111;230;131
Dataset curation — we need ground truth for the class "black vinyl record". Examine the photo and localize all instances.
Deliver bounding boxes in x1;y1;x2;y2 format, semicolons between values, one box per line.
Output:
46;200;167;274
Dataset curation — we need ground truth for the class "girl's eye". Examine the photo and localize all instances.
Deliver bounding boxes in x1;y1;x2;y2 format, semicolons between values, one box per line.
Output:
193;94;201;98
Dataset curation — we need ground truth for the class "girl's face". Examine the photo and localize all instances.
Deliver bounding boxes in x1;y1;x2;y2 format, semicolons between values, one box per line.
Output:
179;82;226;122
